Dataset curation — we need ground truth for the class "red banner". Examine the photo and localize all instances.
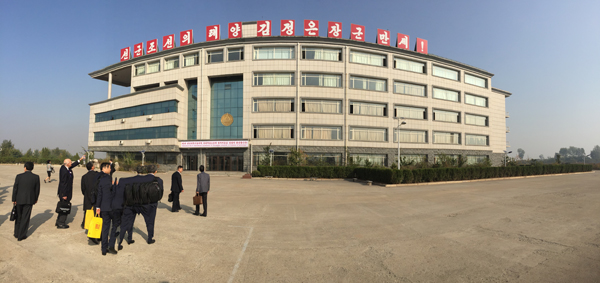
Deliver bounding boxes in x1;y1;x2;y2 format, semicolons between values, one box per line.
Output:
377;29;390;46
281;20;295;36
146;39;158;54
180;30;193;46
327;21;342;38
415;38;428;54
206;25;220;41
228;22;242;38
133;43;144;58
257;20;271;37
396;33;410;50
120;47;130;61
163;34;175;50
304;20;319;36
350;24;365;41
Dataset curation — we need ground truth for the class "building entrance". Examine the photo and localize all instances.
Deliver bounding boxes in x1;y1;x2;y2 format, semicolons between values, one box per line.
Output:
184;154;198;171
208;155;244;171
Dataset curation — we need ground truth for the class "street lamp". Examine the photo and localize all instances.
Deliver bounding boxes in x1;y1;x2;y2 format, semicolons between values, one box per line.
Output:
584;154;591;165
394;117;407;169
503;150;512;167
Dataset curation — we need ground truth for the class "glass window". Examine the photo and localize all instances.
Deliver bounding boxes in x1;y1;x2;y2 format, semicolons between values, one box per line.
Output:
465;134;489;146
302;99;341;114
253;125;294;139
95;100;178;122
433;132;461;144
184;53;199;67
434;154;461;164
301;126;341;140
394;130;427;143
207;50;224;63
165;57;179;70
349;76;387;91
465;74;487;88
302;47;341;61
349;127;387;142
134;64;145;76
433;109;460;123
398;154;427;164
394;58;425;73
350;50;386;67
253;73;295;86
394;82;425;97
433;65;459;81
433;87;460;102
301;73;341;87
350;101;386;116
348;154;386;167
94;126;177;141
394;106;426;120
465;94;488;107
253;46;295;60
467;155;489;165
252;99;294;112
465;114;488;126
306;153;342;166
147;61;160;74
228;48;244;61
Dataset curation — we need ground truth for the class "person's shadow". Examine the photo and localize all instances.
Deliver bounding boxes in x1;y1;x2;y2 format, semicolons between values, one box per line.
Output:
133;226;148;242
66;204;80;225
0;185;10;206
28;209;53;235
0;212;9;227
180;204;196;214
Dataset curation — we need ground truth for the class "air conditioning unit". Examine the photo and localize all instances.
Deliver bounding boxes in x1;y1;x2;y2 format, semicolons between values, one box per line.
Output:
146;140;152;144
147;115;153;120
119;141;124;145
121;119;126;123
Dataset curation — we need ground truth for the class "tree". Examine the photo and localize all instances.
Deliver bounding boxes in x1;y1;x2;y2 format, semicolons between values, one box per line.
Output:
539;154;544;160
287;147;306;166
1;140;15;156
591;145;600;163
517;148;525;159
25;149;33;157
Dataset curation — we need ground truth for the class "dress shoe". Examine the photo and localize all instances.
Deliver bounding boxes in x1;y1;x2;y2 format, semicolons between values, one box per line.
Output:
193;212;200;215
127;239;135;245
102;251;107;256
57;225;69;229
90;238;100;245
108;248;118;254
118;245;123;251
147;239;155;244
172;209;179;212
44;180;46;183
18;236;28;241
81;224;85;229
200;213;206;217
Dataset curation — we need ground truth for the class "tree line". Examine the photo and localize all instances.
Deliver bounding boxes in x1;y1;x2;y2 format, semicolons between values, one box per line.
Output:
515;145;600;165
0;139;82;164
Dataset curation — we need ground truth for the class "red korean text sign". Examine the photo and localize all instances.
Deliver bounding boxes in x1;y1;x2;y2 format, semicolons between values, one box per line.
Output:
377;29;390;46
396;33;410;50
415;38;428;54
350;24;365;41
180;30;193;46
146;39;158;54
281;20;295;36
120;47;130;61
228;22;242;38
304;20;319;36
257;20;271;37
163;34;175;50
133;43;144;58
206;25;220;41
328;21;342;38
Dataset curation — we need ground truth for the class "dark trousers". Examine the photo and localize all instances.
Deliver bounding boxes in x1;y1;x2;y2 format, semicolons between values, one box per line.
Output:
14;204;33;239
100;210;120;252
56;212;68;226
119;206;137;244
140;203;157;241
172;191;181;211
195;192;207;215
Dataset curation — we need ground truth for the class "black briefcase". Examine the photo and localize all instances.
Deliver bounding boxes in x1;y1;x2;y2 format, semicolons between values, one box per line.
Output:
55;200;72;214
168;192;173;202
10;205;17;221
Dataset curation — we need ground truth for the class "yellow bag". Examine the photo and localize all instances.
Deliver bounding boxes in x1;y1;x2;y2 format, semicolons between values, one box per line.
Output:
87;213;103;239
84;209;94;230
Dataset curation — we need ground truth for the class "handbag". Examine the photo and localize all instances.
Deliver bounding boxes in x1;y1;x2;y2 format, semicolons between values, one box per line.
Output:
168;192;173;203
51;167;55;174
193;195;203;205
84;209;94;229
55;200;71;214
87;213;102;239
10;204;17;221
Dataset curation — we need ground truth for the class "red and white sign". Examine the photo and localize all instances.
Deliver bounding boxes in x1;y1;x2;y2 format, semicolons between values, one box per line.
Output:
327;21;342;38
228;22;242;38
206;25;219;41
280;20;295;36
396;33;410;50
163;34;175;50
133;43;144;58
350;24;365;41
377;29;390;46
120;47;130;61
146;39;158;54
180;30;193;46
257;20;271;37
415;38;428;54
181;140;249;148
304;20;319;36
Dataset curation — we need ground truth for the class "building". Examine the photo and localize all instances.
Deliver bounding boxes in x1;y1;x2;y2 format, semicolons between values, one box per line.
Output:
88;21;511;172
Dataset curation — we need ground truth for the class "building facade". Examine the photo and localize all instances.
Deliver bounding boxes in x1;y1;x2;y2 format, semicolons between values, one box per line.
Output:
88;21;511;172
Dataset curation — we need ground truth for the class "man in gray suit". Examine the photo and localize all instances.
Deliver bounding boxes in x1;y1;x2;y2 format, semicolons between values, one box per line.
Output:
194;165;210;217
12;162;40;241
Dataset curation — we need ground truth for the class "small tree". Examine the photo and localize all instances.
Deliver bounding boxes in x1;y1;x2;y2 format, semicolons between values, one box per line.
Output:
517;148;525;160
555;153;561;164
260;143;273;166
288;147;306;166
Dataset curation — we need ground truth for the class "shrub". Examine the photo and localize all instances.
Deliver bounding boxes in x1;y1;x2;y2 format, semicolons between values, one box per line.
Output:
251;170;262;177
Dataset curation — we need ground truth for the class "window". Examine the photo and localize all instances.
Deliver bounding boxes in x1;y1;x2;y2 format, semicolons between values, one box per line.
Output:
253;73;295;86
394;82;425;97
253;46;295;60
134;64;145;76
147;61;160;74
433;109;460;123
398;154;427;164
164;57;179;70
394;130;427;143
95;100;178;122
465;74;487;88
465;134;489;146
434;154;461;164
301;73;341;87
433;87;460;102
349;76;387;91
253;125;294;139
349;127;387;142
465;114;488;126
467;155;489;165
350;50;386;67
306;153;342;166
433;65;459;81
184;53;199;67
302;47;341;61
94;126;177;141
465;94;488;107
394;58;425;73
433;132;461;144
252;99;294;112
349;154;386;166
350;101;387;116
301;126;341;140
302;99;341;114
394;106;426;120
207;50;224;63
228;48;244;61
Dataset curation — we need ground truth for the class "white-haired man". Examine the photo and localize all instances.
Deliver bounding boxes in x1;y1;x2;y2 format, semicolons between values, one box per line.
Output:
55;156;85;229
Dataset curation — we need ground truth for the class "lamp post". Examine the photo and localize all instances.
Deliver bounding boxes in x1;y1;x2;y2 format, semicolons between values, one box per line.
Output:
394;117;407;169
503;150;512;167
584;154;591;165
141;150;146;166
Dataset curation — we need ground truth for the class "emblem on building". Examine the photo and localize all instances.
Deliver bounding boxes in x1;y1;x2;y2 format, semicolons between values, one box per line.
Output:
221;113;233;126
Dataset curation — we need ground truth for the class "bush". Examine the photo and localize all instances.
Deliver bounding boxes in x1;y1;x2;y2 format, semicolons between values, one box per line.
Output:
251;170;262;177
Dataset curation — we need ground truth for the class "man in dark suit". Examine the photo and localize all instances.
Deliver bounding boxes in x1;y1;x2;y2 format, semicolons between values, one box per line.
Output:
109;159;116;177
80;162;98;229
141;164;163;244
56;155;85;229
95;162;118;255
194;165;210;217
12;162;40;241
171;165;184;212
117;166;153;249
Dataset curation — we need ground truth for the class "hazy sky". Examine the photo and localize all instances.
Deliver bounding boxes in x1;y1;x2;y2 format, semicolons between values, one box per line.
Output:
1;0;598;159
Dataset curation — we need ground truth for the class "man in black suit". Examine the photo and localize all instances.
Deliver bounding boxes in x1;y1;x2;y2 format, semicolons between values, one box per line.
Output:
109;159;116;177
141;164;163;244
171;165;184;212
80;162;98;229
95;162;118;255
12;162;40;241
117;166;153;249
194;165;210;217
56;155;85;229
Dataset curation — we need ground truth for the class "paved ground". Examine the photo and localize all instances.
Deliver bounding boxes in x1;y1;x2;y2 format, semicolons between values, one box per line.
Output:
0;164;598;282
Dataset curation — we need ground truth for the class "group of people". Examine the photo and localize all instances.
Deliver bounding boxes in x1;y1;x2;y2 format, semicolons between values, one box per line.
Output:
11;158;211;256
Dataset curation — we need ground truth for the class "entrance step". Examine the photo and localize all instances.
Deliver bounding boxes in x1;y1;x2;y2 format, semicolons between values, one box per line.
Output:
181;171;246;177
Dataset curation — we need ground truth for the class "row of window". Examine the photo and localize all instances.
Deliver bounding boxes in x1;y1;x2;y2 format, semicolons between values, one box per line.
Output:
94;126;178;141
95;100;178;122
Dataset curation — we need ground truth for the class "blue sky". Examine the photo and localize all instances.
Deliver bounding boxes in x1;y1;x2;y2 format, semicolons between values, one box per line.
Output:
1;0;598;159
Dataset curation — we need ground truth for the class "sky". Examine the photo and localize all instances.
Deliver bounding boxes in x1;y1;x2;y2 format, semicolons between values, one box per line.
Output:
1;0;599;160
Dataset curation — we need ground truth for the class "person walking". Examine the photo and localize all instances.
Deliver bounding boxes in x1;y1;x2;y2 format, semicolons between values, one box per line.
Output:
171;166;183;212
117;166;153;249
44;160;53;183
56;155;85;229
95;163;118;255
140;165;163;244
12;162;40;241
194;165;210;217
80;162;100;244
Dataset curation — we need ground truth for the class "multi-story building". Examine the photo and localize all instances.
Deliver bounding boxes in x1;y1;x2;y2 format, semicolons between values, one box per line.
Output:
88;21;511;172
